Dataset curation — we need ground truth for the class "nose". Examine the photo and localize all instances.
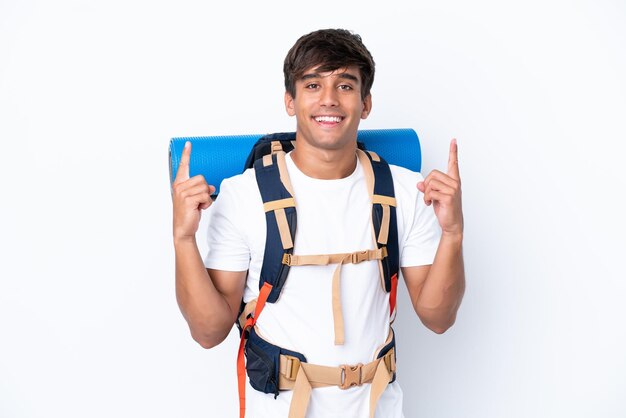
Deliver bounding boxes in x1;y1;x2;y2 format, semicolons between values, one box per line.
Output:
319;86;339;107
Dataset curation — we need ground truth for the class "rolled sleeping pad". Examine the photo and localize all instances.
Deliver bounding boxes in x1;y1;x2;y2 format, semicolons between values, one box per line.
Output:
169;128;421;195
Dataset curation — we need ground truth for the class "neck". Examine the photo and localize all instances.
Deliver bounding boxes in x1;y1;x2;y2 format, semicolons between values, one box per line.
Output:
290;140;358;180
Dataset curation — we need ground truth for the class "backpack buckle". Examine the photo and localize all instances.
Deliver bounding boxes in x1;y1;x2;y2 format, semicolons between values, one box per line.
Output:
270;141;283;154
351;251;369;264
383;351;396;374
282;253;292;265
284;355;301;381
339;363;363;389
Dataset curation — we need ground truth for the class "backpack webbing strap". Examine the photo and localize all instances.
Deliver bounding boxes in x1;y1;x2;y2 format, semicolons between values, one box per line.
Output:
283;248;388;345
270;140;283;154
372;194;396;245
254;151;297;302
282;248;387;267
237;282;273;418
264;198;296;250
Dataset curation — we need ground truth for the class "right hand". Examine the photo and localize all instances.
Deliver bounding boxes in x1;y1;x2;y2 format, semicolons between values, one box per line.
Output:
172;141;215;241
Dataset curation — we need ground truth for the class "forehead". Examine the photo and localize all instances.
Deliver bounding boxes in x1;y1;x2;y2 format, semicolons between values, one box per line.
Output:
298;65;361;82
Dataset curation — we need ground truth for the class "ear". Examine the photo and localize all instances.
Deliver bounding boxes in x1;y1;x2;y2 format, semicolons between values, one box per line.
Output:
361;94;372;119
284;91;295;116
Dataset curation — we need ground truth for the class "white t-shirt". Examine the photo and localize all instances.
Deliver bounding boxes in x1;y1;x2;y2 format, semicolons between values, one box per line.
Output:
204;152;441;418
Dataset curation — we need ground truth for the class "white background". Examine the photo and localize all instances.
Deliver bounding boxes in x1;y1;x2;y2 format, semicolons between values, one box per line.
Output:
1;0;625;417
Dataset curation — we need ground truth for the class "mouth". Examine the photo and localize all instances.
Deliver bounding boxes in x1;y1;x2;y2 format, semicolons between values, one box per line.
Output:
313;115;344;126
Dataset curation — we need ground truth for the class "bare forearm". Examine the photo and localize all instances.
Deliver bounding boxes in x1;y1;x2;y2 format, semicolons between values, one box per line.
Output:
415;232;465;333
174;237;235;347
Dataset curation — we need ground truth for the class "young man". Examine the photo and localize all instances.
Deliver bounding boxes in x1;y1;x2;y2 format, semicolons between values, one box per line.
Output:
172;29;465;418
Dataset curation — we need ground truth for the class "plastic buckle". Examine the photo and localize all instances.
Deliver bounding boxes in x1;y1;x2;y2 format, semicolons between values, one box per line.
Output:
285;356;301;381
282;253;291;265
271;141;283;154
339;363;363;389
384;354;393;373
351;251;368;264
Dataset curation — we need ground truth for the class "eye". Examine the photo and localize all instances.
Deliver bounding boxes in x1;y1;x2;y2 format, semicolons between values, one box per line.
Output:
305;83;319;89
338;84;353;91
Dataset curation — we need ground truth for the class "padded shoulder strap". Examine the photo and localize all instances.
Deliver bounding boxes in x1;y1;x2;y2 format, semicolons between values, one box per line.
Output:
357;150;400;293
254;152;297;303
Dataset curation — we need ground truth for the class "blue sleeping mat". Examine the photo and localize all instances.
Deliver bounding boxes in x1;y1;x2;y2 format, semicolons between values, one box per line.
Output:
169;128;421;194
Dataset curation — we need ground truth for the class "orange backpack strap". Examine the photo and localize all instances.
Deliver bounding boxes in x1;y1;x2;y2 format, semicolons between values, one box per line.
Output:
237;282;273;418
389;273;399;319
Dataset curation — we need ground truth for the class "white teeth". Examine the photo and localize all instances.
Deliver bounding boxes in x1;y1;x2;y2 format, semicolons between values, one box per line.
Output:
315;116;342;123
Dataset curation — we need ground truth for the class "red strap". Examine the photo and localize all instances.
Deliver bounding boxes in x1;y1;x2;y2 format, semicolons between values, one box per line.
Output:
237;282;273;418
389;273;398;316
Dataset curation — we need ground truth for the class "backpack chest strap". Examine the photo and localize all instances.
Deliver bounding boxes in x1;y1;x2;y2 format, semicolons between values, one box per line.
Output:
282;248;387;267
283;247;388;346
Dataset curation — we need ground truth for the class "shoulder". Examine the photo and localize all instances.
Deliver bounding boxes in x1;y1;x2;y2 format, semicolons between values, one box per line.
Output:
209;168;263;223
389;164;423;202
389;163;424;181
205;168;264;243
216;168;260;203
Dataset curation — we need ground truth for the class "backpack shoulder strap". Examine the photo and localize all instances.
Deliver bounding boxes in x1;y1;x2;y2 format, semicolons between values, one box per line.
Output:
253;151;297;303
356;150;400;296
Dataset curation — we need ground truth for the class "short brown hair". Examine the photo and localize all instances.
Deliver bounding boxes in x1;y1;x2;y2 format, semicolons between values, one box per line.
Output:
283;29;375;100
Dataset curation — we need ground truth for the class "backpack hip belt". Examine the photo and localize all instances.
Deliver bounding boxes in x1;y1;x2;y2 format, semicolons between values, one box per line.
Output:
239;319;397;418
278;329;396;418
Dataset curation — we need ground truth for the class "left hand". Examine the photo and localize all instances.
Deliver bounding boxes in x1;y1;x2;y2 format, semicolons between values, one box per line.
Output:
417;139;464;236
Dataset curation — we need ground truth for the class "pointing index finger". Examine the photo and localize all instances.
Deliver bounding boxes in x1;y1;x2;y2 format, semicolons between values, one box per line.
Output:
175;141;191;183
447;138;460;180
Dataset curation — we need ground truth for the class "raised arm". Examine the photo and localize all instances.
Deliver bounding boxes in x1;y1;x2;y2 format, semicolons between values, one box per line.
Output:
403;139;465;334
172;141;246;348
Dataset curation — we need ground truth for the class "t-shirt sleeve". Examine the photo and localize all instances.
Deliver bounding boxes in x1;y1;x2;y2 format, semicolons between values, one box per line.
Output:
398;171;441;267
203;177;251;271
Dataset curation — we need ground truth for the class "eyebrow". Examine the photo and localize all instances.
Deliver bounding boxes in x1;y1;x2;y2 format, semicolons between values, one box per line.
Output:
300;72;360;82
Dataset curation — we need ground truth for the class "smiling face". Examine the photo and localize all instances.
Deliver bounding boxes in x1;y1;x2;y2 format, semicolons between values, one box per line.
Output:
285;65;372;152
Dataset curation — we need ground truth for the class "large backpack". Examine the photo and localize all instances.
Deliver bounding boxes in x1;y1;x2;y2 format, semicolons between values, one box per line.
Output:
235;132;400;418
